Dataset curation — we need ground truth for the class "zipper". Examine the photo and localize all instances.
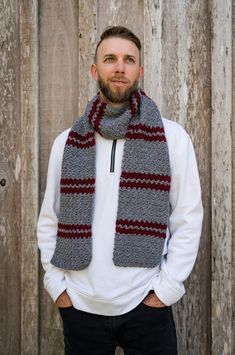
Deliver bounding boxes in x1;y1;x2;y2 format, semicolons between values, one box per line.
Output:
110;139;117;173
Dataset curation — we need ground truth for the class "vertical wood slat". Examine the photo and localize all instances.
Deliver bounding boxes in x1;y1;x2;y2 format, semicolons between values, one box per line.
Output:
78;0;97;116
232;2;235;354
0;0;21;353
19;0;39;354
39;1;79;354
143;0;163;105
97;0;144;49
211;1;233;354
144;1;211;354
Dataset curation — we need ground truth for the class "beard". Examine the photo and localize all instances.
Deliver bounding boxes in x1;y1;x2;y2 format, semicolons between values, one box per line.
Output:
97;74;139;104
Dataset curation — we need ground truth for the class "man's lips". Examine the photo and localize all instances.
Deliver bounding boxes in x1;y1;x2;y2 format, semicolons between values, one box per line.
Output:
110;78;129;86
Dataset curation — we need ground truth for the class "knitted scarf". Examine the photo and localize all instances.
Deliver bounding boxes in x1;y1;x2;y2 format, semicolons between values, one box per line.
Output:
51;89;171;270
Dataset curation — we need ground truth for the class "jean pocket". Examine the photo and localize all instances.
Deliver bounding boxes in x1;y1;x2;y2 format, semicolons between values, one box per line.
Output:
141;302;169;311
58;306;74;310
58;306;75;318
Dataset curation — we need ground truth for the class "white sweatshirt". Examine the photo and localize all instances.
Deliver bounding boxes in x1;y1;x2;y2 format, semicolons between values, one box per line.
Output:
37;117;203;316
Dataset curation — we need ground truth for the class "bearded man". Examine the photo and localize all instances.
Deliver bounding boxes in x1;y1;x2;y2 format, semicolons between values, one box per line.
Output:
37;26;203;355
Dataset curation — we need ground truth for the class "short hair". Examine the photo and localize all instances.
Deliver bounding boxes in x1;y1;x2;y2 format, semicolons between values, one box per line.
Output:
94;26;141;63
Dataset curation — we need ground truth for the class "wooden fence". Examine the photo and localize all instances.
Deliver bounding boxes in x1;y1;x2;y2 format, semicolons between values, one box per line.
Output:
0;0;234;354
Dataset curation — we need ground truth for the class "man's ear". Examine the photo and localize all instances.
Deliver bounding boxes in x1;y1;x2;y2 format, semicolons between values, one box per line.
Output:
91;64;98;81
138;66;144;82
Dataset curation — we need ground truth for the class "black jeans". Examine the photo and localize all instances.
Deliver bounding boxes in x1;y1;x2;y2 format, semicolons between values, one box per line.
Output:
59;300;178;355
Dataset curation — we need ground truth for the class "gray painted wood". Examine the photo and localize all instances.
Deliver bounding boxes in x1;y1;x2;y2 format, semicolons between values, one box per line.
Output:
211;1;233;354
39;1;79;354
19;0;39;353
0;0;21;353
78;0;97;115
232;2;235;353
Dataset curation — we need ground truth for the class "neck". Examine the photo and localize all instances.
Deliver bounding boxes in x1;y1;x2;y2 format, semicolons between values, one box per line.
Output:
99;92;129;109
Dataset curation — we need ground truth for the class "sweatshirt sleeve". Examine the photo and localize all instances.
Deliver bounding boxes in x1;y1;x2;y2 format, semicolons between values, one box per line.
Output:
153;125;203;306
37;132;68;302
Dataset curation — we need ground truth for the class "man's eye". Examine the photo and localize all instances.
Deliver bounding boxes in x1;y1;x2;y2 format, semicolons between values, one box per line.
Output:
104;57;114;62
126;57;135;63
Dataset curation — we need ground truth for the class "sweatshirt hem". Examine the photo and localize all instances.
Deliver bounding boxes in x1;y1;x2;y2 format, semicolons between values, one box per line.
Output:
66;282;154;316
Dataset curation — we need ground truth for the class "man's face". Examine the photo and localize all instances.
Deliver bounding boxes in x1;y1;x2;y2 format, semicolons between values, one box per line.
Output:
91;37;144;107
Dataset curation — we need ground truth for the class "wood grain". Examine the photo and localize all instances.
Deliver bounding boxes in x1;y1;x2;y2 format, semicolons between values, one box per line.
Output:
78;0;97;115
97;0;144;53
211;1;233;354
232;2;235;354
143;0;163;104
0;0;21;353
39;1;79;354
19;0;39;354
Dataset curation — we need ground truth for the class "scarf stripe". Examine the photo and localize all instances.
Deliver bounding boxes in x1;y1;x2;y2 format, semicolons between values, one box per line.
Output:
58;222;92;239
67;132;95;149
115;227;166;239
125;132;166;142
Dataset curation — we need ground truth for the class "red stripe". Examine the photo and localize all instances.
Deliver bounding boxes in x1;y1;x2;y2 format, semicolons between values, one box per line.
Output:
88;98;100;123
121;172;171;182
69;131;94;141
120;181;170;191
129;91;141;116
126;132;166;142
61;178;95;185
67;138;95;149
61;187;95;194
94;102;106;131
129;102;136;116
116;219;167;230
58;223;91;231
116;227;166;238
128;124;164;134
58;231;92;239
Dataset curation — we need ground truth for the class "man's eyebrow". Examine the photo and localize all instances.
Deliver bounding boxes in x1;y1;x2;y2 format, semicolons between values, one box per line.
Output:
103;54;116;58
103;54;136;59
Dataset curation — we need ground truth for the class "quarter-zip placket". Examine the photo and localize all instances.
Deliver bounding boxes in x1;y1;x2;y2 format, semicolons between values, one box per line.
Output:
110;139;117;173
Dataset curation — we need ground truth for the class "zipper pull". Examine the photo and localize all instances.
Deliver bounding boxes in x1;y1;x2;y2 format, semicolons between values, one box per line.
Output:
110;139;117;173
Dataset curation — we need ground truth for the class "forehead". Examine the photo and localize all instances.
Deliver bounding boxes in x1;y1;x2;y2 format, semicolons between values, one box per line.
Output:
96;37;140;59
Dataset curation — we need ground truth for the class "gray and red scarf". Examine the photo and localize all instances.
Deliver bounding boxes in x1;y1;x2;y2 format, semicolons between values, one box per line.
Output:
51;89;171;270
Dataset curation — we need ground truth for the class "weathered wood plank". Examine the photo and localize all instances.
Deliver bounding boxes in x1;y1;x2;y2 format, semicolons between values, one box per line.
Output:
211;1;233;354
39;1;79;354
0;0;21;353
143;0;163;104
78;0;97;116
97;0;144;48
232;2;235;354
19;0;39;354
144;1;211;354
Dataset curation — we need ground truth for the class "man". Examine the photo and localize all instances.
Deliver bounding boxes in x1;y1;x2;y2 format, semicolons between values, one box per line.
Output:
37;26;203;355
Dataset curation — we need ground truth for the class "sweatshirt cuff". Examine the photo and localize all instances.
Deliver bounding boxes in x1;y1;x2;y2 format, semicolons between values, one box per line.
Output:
43;268;67;303
152;269;185;306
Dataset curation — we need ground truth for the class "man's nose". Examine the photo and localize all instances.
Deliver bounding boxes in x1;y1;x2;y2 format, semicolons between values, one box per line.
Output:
115;60;125;73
